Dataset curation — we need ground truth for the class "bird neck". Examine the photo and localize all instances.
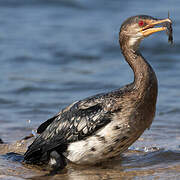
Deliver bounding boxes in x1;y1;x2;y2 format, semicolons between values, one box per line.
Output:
119;38;158;96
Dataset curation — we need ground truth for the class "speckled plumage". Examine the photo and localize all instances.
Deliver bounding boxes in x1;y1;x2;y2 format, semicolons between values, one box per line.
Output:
24;15;172;170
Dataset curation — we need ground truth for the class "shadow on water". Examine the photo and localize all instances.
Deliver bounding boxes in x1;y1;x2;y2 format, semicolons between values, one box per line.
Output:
1;152;24;162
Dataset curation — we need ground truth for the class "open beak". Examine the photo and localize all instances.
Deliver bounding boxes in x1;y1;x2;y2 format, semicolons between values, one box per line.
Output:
141;18;172;37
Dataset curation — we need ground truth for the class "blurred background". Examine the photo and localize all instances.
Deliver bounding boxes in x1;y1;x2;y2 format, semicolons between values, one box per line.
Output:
0;0;179;178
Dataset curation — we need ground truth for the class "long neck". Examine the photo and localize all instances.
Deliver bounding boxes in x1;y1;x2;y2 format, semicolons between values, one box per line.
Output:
119;35;158;99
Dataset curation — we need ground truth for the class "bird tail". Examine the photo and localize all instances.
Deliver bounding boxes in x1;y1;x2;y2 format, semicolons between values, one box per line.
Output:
23;146;49;165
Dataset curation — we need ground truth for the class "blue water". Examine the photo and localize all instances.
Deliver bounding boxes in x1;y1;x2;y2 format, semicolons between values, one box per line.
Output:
0;0;180;179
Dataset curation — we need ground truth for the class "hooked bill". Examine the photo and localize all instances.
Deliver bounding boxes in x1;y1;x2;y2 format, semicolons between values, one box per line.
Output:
163;18;173;44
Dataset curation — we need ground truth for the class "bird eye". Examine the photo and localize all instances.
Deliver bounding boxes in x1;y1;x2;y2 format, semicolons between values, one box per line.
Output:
138;20;144;26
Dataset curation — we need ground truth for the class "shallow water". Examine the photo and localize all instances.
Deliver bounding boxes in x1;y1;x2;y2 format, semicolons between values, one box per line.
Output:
0;0;180;179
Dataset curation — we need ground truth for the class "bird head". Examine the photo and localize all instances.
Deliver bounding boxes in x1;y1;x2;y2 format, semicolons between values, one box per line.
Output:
119;15;172;51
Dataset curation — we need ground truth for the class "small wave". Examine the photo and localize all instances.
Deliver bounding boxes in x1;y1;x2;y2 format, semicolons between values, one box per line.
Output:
13;86;61;94
123;149;180;168
0;0;85;9
2;152;24;163
0;98;16;105
0;175;24;180
159;108;180;115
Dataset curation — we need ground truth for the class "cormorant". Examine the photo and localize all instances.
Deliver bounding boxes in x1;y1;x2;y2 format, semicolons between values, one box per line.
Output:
23;15;173;171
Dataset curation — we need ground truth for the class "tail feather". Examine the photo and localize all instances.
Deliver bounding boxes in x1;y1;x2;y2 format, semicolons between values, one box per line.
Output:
24;147;49;164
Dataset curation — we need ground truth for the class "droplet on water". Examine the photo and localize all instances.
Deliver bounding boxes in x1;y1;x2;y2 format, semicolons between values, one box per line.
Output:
32;130;37;137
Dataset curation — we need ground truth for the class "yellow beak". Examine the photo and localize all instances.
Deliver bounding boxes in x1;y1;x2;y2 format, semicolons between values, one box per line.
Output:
141;18;172;37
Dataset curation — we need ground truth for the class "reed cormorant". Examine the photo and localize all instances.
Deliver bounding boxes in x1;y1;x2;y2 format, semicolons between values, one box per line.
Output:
23;15;173;170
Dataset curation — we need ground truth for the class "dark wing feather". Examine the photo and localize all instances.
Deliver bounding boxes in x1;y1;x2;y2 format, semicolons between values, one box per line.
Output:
37;101;78;134
24;96;112;162
37;115;58;134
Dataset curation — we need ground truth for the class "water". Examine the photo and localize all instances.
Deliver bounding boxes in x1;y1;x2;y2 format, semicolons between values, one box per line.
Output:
0;0;180;179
